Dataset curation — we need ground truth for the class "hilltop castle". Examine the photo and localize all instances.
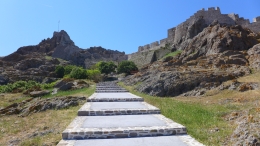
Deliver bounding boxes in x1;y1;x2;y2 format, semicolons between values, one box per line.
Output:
137;7;260;53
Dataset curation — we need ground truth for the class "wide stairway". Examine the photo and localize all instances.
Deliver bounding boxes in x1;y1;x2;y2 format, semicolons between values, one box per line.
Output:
57;82;204;146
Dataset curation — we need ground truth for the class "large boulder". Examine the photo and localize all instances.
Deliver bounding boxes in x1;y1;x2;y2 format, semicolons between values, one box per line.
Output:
54;79;74;91
0;75;9;85
248;44;260;70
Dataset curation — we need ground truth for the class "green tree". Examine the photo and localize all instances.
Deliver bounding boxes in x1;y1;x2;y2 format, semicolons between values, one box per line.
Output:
55;65;65;78
117;61;138;74
69;67;87;79
98;61;117;74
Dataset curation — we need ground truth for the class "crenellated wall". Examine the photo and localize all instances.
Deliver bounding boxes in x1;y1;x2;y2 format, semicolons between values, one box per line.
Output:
130;7;260;67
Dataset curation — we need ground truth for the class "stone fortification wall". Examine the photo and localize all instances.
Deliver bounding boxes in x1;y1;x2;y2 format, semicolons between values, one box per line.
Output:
138;38;170;52
129;47;172;68
245;16;260;33
128;51;155;68
130;7;260;67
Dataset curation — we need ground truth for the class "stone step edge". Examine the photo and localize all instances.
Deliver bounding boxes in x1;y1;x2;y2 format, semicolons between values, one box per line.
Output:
87;93;144;102
95;91;128;93
62;127;187;140
78;109;161;116
96;89;126;90
87;98;144;102
57;135;205;146
62;115;187;140
78;102;161;116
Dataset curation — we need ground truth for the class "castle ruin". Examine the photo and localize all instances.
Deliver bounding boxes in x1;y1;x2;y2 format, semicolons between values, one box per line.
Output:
136;7;260;53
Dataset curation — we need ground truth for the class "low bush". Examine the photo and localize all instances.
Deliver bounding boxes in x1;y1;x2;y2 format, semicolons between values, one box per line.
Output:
69;67;87;79
0;81;55;93
86;69;102;82
117;61;138;75
55;65;65;78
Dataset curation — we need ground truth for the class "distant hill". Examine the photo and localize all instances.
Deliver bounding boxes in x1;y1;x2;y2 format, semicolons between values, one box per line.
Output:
0;30;127;84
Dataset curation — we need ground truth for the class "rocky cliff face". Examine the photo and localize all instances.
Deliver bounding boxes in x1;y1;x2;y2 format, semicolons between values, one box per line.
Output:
50;30;127;68
124;22;260;97
0;30;127;84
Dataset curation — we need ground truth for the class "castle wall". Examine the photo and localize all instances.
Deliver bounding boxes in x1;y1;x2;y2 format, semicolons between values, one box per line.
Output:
253;16;260;22
246;21;260;33
132;7;260;67
128;51;155;68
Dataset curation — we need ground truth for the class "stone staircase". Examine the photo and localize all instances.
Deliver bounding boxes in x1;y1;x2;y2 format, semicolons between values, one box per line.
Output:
57;82;204;146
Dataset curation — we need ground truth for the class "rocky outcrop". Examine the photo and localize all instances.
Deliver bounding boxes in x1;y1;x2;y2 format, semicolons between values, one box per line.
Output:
248;44;260;70
174;17;208;46
0;96;86;116
54;79;90;91
29;90;50;97
14;58;45;70
124;23;260;97
0;75;9;85
51;30;127;68
179;23;258;63
224;110;260;145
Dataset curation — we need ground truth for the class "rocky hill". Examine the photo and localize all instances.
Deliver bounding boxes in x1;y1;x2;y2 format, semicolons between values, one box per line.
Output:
124;21;260;97
0;30;127;85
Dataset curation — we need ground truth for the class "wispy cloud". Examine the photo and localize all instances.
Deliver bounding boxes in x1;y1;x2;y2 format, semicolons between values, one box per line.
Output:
41;4;53;8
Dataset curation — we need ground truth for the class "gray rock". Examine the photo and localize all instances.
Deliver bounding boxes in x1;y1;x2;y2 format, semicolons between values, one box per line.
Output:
42;77;58;84
0;75;9;85
248;44;260;70
55;81;74;91
162;56;173;62
29;90;50;97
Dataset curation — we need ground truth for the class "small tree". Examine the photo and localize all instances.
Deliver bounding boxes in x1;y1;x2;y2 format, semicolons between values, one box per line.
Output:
117;61;138;75
55;65;65;78
69;67;87;79
98;61;117;74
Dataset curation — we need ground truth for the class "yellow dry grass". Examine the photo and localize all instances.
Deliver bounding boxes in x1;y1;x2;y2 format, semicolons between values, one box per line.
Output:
0;85;95;146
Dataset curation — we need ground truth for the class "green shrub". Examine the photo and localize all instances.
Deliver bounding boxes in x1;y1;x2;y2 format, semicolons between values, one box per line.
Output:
86;69;102;82
0;80;57;93
117;61;138;75
69;67;87;79
0;80;41;93
40;82;56;89
98;61;117;74
64;65;76;75
55;65;65;78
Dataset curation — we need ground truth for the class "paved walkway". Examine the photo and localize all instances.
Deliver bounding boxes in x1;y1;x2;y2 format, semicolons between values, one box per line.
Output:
57;82;204;146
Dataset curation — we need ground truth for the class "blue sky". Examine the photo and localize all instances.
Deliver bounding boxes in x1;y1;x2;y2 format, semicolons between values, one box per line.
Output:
0;0;259;56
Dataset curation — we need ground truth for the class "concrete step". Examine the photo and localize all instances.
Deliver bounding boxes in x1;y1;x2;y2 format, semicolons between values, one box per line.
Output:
87;93;144;102
62;114;186;140
96;86;122;88
95;91;129;93
96;88;125;90
78;102;160;116
58;135;204;146
96;88;124;89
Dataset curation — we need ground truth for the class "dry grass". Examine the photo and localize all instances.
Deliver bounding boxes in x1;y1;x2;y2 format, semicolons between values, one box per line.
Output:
237;72;260;82
0;85;95;146
0;93;30;108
